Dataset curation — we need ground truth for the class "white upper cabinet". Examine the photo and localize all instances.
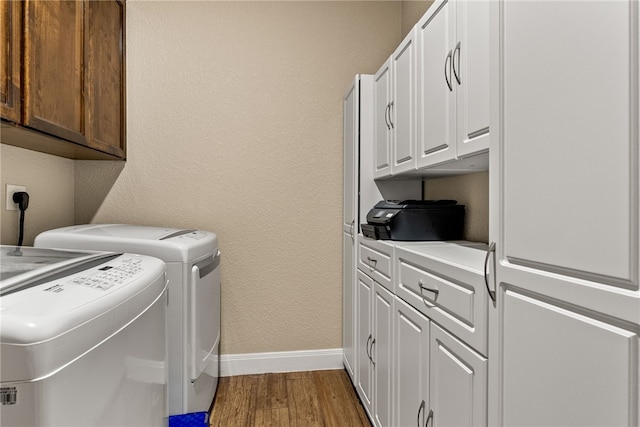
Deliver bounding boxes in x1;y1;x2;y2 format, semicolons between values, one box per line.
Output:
373;60;392;179
497;0;639;296
391;29;417;175
416;0;490;169
374;29;418;179
416;0;455;167
455;0;490;158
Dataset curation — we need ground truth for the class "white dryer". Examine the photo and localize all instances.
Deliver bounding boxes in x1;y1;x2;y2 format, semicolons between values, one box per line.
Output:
35;224;221;417
0;246;167;426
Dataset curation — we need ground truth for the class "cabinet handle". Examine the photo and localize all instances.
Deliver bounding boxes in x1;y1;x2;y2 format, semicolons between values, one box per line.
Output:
444;50;453;92
366;334;372;360
418;280;439;305
350;220;355;242
484;242;497;303
417;400;426;427
384;103;391;130
389;101;395;129
370;338;376;365
425;409;434;427
452;41;461;85
366;256;378;269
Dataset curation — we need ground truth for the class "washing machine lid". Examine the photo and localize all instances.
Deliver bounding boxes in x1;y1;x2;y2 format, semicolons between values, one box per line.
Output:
0;246;167;383
0;246;115;295
35;224;217;263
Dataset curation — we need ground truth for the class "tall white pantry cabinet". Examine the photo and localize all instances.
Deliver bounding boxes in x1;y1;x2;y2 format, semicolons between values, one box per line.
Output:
344;0;640;426
488;1;640;426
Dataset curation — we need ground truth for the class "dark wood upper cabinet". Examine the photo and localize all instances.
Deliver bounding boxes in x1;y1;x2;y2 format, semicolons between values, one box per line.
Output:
24;0;85;145
1;0;21;123
0;0;126;160
85;0;125;158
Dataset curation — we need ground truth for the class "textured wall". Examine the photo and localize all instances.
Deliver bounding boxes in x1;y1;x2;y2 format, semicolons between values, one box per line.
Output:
75;1;402;355
0;144;75;245
424;172;489;243
401;0;433;38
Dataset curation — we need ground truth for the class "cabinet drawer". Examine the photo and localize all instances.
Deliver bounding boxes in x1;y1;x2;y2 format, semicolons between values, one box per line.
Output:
358;237;393;291
395;242;488;355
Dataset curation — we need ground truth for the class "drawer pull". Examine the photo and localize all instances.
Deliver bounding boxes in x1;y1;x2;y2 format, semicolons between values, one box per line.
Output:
426;409;434;427
419;280;439;306
366;256;378;268
417;400;425;427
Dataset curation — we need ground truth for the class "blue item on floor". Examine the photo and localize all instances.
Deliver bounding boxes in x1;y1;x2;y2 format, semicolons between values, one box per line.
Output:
168;412;209;427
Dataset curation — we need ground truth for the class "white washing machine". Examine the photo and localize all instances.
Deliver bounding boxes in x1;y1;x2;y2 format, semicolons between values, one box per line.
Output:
35;224;221;417
0;246;167;426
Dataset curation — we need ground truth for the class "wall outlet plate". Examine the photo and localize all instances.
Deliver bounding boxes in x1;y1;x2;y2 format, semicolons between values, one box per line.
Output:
6;184;27;211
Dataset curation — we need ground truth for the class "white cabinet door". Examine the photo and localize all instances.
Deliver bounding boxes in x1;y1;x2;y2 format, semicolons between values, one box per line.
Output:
372;283;394;427
499;0;638;287
374;60;392;179
394;297;430;427
488;1;640;425
356;270;374;418
391;29;417;175
454;0;489;158
343;231;356;380
430;323;487;427
343;78;358;234
416;0;455;168
417;0;489;169
499;288;639;426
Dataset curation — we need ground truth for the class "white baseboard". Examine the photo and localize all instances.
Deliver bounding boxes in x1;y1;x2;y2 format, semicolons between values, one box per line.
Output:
220;348;344;377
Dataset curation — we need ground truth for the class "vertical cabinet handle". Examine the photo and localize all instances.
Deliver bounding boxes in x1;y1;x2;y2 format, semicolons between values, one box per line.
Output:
366;334;372;360
452;41;461;85
417;400;426;427
370;338;376;365
444;50;453;92
350;220;355;242
384;103;391;130
388;101;395;129
484;242;497;303
425;409;434;427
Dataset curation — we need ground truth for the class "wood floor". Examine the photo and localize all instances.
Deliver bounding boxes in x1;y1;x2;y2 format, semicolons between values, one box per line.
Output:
209;369;372;427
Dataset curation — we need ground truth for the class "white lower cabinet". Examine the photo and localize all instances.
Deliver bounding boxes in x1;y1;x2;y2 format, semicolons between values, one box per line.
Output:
394;297;430;427
355;242;487;427
356;269;394;427
498;288;639;426
430;322;487;427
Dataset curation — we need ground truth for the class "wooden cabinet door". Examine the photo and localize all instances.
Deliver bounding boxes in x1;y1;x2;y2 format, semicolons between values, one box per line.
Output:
1;0;21;122
454;0;489;158
391;29;416;175
23;0;86;145
356;270;374;418
416;0;456;169
373;59;392;179
85;0;125;158
394;297;430;427
430;322;487;427
498;289;639;426
372;282;393;427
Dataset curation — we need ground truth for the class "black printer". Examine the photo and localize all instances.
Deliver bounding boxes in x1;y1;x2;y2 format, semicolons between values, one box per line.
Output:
361;200;465;241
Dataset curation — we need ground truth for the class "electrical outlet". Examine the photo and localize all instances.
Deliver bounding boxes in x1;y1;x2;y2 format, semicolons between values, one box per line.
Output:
6;184;27;211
